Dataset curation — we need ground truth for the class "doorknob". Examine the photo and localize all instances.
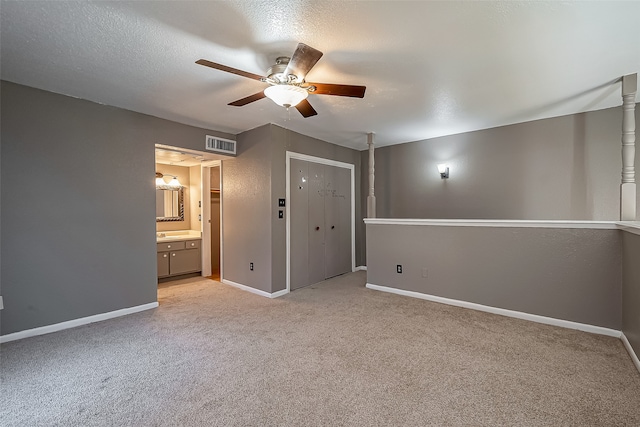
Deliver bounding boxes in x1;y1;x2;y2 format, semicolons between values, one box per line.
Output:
331;226;335;229
315;226;320;231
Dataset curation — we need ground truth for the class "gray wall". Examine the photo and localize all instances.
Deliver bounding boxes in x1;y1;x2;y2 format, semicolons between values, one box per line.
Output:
622;231;640;358
364;105;640;221
366;223;622;329
222;124;363;294
271;125;364;292
0;81;233;335
222;125;273;293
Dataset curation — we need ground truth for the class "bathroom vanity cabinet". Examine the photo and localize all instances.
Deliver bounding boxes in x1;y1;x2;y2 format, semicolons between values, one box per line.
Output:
157;239;201;278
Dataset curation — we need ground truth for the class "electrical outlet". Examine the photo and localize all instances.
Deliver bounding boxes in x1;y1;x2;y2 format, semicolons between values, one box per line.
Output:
422;268;428;278
250;262;254;271
396;265;402;274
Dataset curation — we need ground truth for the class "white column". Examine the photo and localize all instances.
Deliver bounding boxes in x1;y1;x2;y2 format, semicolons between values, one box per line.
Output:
621;73;637;221
366;132;376;218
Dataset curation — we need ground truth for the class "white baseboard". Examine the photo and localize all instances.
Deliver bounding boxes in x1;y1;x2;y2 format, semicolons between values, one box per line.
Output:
365;283;621;338
621;333;640;374
270;289;289;298
355;266;367;271
0;302;159;344
221;279;289;299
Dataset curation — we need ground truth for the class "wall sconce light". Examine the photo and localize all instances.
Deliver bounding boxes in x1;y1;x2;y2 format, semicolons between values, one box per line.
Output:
437;164;449;179
155;172;182;188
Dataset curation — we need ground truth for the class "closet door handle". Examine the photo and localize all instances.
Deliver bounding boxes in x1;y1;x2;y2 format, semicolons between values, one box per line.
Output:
331;226;335;229
315;226;320;231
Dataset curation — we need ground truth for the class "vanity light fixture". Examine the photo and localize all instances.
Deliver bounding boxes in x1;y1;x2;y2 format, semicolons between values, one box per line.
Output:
437;164;449;179
155;172;183;188
167;176;182;187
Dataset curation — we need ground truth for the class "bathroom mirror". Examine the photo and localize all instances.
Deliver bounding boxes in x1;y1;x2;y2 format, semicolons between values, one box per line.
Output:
156;187;184;222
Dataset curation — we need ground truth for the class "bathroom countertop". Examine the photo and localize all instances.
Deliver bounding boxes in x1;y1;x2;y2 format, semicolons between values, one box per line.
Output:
156;231;201;243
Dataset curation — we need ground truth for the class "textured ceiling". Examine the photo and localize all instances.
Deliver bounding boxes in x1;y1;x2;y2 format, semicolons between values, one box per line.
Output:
1;1;639;150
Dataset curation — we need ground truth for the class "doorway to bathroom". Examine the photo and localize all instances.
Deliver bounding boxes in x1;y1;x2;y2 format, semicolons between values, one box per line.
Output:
155;145;224;287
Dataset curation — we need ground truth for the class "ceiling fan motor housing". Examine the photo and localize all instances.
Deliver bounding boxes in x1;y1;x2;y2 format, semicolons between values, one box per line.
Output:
267;57;298;84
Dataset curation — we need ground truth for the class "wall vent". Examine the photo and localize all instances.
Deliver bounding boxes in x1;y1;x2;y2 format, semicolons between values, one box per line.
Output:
205;135;236;155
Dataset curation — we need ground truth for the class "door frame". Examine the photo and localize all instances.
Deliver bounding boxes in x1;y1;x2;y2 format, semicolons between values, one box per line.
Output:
285;151;356;293
201;160;223;279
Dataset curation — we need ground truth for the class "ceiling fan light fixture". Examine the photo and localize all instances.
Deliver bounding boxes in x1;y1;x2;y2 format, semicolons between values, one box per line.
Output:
264;85;308;108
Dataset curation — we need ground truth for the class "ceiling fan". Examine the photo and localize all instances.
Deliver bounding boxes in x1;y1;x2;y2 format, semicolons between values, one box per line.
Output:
196;43;366;118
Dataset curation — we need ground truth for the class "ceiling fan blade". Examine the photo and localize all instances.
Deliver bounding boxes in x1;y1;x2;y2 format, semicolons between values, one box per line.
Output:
284;43;323;81
306;83;366;98
196;59;265;81
228;91;266;106
295;99;318;118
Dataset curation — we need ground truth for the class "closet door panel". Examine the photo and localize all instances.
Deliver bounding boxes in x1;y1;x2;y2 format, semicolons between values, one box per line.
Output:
324;165;352;279
308;162;326;286
290;159;310;291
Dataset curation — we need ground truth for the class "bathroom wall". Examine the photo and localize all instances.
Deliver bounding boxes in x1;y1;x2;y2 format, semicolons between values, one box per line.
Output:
156;163;191;232
189;165;202;233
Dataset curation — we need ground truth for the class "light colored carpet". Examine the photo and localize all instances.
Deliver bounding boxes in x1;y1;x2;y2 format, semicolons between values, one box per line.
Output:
1;271;639;426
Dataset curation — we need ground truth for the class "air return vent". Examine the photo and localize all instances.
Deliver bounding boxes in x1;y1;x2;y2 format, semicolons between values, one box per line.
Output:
205;135;236;155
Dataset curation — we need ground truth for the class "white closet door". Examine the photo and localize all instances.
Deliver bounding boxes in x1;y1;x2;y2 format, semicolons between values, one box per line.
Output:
307;162;326;286
290;159;309;291
289;158;352;290
323;164;352;279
